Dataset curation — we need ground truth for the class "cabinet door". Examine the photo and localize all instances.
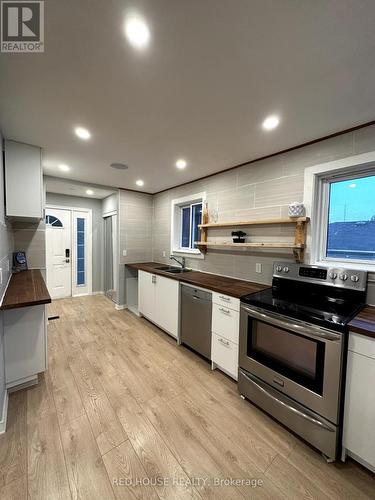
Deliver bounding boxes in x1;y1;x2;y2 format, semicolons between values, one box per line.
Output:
154;275;179;338
343;350;375;469
138;271;155;319
4;305;47;387
5;140;43;219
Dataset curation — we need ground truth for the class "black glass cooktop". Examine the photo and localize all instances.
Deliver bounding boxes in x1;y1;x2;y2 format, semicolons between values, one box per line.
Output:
241;278;366;332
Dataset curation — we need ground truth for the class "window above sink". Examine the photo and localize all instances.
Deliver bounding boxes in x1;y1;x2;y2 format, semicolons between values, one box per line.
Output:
170;192;206;259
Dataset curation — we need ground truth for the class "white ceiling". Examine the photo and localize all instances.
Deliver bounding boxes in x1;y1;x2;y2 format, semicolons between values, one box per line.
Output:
1;0;375;193
45;177;116;200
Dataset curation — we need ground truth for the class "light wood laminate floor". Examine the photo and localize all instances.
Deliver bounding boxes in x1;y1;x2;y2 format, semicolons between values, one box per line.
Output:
0;295;374;499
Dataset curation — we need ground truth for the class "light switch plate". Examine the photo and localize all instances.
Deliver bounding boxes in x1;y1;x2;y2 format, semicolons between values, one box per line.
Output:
162;251;166;257
122;250;127;257
0;268;2;286
256;263;262;273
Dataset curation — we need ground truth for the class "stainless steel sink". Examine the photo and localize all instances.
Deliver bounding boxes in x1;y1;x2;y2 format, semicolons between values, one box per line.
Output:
156;266;192;274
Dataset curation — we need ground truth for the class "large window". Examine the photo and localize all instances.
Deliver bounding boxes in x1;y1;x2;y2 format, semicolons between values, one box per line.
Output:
326;174;375;261
171;193;205;256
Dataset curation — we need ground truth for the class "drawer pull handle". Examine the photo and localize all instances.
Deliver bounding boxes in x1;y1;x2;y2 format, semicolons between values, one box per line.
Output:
219;295;231;301
219;307;231;315
218;338;230;346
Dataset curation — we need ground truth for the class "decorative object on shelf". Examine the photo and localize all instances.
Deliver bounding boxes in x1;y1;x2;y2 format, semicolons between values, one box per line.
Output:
288;202;305;218
196;217;309;262
232;230;246;243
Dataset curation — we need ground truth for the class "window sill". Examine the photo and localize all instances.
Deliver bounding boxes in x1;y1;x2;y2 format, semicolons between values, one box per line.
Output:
314;260;375;273
172;248;204;260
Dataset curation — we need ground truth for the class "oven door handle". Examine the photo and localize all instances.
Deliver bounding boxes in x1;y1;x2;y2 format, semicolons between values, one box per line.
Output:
241;305;341;342
241;371;334;432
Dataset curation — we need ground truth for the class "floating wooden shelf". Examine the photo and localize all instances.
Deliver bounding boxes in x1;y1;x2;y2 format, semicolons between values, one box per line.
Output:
197;212;309;262
196;242;304;249
198;216;309;229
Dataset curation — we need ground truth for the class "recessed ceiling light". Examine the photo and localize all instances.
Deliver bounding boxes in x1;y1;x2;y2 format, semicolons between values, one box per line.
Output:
75;127;91;140
176;159;187;170
86;189;94;195
110;162;129;170
59;164;70;172
136;179;144;187
124;16;150;49
262;115;280;131
348;183;357;188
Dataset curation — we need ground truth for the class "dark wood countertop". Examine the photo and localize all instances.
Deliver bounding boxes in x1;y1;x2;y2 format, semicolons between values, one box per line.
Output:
0;269;51;310
126;262;269;298
349;306;375;339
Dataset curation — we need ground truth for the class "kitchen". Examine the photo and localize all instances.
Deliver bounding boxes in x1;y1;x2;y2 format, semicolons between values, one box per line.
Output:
0;1;375;499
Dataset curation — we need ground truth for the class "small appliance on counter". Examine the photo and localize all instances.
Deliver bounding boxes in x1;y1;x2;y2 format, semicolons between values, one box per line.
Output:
12;251;28;272
238;262;367;461
232;230;246;243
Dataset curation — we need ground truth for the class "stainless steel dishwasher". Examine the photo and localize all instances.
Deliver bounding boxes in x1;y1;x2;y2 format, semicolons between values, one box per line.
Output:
180;284;212;359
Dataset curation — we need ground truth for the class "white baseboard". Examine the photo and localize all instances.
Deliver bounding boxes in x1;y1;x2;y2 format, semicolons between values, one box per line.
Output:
0;390;9;434
115;304;126;311
72;291;104;298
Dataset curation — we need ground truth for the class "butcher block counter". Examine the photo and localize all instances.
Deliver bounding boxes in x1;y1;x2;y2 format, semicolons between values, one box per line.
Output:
126;262;269;298
349;306;375;339
0;269;51;310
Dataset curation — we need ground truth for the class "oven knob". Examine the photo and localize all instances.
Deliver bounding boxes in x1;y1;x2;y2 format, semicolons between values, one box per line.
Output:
339;273;348;281
276;265;282;272
283;266;289;273
350;275;360;282
329;272;337;279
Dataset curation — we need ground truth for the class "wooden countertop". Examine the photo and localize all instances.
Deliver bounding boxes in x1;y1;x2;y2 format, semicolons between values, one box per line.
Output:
0;269;51;310
126;262;269;298
349;306;375;339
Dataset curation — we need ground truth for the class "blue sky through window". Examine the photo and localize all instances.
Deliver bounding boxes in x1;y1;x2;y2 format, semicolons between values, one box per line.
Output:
328;175;375;222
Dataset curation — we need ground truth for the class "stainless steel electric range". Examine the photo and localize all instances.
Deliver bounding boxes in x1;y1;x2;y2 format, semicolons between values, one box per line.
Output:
238;262;367;460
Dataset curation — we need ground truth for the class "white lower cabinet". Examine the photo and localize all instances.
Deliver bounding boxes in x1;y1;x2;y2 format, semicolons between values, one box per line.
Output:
138;271;179;338
4;305;47;389
212;334;239;379
211;295;240;380
343;332;375;472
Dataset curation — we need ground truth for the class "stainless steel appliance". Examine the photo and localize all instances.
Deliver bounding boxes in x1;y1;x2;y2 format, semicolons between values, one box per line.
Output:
238;262;367;460
180;284;212;359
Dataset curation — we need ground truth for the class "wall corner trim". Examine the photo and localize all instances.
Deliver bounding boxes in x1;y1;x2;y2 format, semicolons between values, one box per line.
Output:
0;390;9;434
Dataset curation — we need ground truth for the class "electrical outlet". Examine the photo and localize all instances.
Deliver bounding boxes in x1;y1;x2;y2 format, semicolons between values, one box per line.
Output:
255;263;262;273
122;249;127;257
162;251;166;257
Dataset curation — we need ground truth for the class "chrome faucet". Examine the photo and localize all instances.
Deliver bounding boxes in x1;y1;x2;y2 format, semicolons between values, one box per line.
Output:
170;255;186;269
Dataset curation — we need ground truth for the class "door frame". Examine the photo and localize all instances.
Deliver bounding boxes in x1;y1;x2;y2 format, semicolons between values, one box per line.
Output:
46;204;93;297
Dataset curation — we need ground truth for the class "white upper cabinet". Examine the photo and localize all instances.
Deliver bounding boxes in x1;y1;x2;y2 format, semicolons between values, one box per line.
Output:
5;140;43;219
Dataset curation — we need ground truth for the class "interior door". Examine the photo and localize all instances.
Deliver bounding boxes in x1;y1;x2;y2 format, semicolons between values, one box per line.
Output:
46;208;72;299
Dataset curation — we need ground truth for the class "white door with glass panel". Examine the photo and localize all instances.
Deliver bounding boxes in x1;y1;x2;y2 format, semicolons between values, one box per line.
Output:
46;208;72;299
46;207;92;299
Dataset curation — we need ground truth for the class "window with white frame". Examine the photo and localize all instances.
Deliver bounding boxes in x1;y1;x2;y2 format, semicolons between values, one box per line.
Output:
171;193;205;256
312;167;375;266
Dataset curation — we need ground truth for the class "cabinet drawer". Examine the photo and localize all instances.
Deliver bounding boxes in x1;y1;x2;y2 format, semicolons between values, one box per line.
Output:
212;303;239;344
212;292;239;312
349;332;375;360
212;334;239;380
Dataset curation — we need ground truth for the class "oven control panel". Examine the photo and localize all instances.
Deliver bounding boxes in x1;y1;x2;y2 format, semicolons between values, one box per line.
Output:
273;262;367;291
